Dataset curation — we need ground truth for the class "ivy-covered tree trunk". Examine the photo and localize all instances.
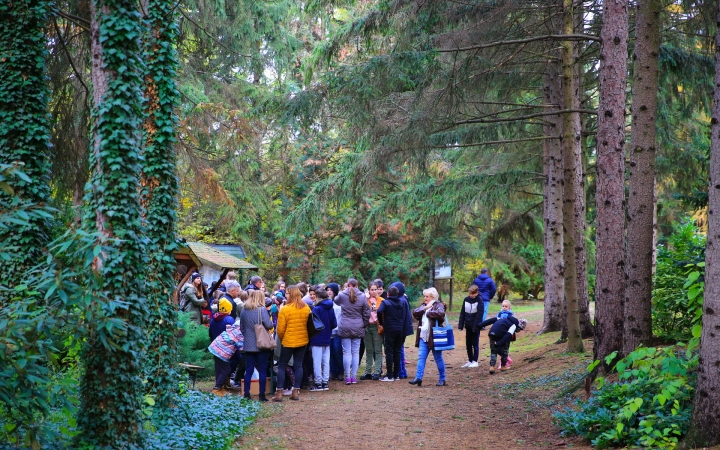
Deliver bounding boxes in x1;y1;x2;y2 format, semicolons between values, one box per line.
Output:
561;0;583;353
540;57;565;335
622;0;661;356
683;2;720;444
140;0;181;409
77;0;148;446
593;0;629;368
0;0;52;300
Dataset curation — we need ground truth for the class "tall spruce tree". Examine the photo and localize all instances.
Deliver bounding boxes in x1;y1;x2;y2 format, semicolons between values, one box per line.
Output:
77;0;148;445
594;0;629;367
0;0;53;299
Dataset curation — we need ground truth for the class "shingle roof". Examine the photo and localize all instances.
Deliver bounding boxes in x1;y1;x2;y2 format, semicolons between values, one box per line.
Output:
186;242;258;270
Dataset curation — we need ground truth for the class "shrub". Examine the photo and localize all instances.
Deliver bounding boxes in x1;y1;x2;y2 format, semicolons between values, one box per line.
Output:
177;312;215;378
554;346;697;449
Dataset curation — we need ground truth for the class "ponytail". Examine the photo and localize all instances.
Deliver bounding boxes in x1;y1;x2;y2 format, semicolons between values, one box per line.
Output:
347;278;358;304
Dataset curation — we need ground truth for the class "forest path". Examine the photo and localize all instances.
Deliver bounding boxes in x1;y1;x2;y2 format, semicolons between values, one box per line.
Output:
235;302;592;450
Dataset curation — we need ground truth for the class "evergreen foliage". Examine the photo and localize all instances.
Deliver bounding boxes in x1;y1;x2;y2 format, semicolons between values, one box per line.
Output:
77;0;149;446
0;0;53;296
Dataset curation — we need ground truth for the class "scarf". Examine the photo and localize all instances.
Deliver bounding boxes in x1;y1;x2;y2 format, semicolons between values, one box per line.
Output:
213;312;229;321
419;300;437;343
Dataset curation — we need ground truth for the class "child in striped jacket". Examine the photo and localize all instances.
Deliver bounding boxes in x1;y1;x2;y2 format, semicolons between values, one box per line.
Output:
208;324;244;395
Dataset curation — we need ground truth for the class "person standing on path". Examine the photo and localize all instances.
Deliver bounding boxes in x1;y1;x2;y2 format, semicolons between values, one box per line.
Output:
360;282;384;380
310;287;337;391
473;268;497;323
239;290;274;402
333;278;370;384
326;283;344;380
409;287;448;387
458;284;484;368
388;281;414;379
377;285;411;381
273;285;311;402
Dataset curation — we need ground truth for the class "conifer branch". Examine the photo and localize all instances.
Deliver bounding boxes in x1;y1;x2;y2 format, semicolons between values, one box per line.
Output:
430;136;558;149
437;34;601;53
453;109;597;126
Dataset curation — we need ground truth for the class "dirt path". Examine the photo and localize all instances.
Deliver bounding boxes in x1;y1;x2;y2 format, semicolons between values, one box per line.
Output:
234;303;593;450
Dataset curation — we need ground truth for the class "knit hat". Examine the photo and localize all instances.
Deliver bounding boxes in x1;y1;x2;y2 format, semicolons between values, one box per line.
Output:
327;283;340;298
218;298;232;314
191;272;202;282
389;281;406;297
517;318;528;330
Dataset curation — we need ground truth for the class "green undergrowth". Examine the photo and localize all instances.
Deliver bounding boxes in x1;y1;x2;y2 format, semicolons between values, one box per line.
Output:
177;312;215;378
0;391;260;450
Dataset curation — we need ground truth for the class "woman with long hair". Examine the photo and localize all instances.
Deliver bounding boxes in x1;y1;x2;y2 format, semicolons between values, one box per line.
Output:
239;290;274;401
333;278;371;384
273;285;311;401
360;282;384;380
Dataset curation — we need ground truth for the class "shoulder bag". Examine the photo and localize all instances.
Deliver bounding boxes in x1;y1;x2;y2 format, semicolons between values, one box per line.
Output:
432;314;455;351
255;308;276;350
307;309;325;339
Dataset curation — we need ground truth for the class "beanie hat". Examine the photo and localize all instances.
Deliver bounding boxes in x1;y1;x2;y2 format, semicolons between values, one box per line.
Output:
191;272;202;282
517;318;528;330
218;298;232;314
327;283;340;298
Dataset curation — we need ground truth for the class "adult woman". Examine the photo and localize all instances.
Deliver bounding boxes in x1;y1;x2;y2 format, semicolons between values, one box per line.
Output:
239;290;274;402
333;278;370;384
181;272;208;325
409;287;447;387
360;282;384;380
273;285;311;402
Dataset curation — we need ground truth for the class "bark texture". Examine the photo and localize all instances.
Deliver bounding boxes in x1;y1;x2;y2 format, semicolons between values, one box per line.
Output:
593;0;629;368
622;0;661;356
683;2;720;444
561;0;583;353
540;60;565;335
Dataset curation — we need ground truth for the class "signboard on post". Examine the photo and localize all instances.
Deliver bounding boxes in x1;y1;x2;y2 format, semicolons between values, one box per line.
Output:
434;258;452;278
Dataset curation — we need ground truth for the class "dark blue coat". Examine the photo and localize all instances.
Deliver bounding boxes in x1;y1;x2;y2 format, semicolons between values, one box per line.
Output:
478;316;520;346
377;296;411;334
389;282;415;336
208;314;235;342
473;274;497;303
310;299;337;347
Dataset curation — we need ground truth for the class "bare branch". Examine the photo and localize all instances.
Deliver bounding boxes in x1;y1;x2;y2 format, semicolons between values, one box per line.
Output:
437;34;601;53
430;136;559;149
453;109;597;126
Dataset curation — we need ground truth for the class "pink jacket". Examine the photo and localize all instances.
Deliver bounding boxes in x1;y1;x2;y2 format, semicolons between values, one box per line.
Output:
208;324;244;361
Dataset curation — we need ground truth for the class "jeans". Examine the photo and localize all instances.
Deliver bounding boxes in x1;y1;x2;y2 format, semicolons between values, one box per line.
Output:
243;351;270;396
330;335;343;379
399;345;407;378
466;329;480;362
230;352;242;382
383;331;404;379
414;339;445;382
489;338;510;367
276;345;306;390
364;324;383;375
311;345;330;384
213;356;232;389
482;301;490;322
302;346;314;387
341;338;361;379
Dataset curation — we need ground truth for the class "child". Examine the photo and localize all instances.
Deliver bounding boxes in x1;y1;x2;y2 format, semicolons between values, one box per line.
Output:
208;323;244;395
477;315;525;374
495;300;515;368
309;288;337;391
458;285;485;368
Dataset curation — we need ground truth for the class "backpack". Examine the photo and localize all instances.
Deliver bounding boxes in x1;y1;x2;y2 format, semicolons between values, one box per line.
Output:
179;285;193;312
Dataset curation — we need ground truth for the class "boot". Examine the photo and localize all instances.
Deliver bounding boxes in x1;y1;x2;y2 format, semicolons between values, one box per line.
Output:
271;388;283;402
408;378;422;387
290;388;300;401
211;387;227;397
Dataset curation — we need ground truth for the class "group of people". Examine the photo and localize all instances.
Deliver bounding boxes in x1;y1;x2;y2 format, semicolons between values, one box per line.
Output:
182;268;526;402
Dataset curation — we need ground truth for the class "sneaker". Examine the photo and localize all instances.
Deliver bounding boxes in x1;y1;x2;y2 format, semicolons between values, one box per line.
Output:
501;365;510;371
461;361;471;368
322;383;329;391
379;376;395;382
468;361;479;368
372;374;380;381
309;384;323;391
282;389;293;396
350;378;358;384
489;367;495;374
360;373;373;381
345;378;352;385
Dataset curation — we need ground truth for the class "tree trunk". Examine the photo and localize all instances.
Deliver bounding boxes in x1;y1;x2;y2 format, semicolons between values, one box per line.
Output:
561;0;584;353
593;0;629;369
141;0;181;409
683;2;720;444
539;58;565;335
77;0;148;446
0;0;52;301
622;0;661;357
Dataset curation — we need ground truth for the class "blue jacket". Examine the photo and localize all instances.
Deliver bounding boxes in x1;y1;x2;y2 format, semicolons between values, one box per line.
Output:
458;296;485;332
389;282;415;336
377;296;411;334
209;313;235;342
310;299;337;347
478;316;520;346
473;274;497;303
